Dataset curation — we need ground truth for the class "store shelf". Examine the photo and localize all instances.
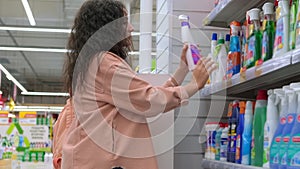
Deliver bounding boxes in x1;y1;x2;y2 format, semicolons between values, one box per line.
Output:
200;50;300;99
202;159;268;169
203;0;272;27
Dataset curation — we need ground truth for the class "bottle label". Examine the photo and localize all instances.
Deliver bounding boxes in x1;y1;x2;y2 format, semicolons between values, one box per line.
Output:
246;36;255;67
220;137;228;160
274;18;284;52
190;44;200;65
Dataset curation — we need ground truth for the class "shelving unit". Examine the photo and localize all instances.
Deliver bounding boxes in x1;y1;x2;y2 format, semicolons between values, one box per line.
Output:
200;50;300;99
202;159;269;169
203;0;272;27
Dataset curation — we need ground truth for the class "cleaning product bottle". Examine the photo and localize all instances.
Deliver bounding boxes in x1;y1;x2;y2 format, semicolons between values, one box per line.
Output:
242;101;254;165
178;15;201;70
262;2;276;62
227;102;233;162
270;88;288;169
221;124;229;162
211;33;218;55
213;34;227;84
287;82;300;169
215;123;224;161
245;8;262;69
289;0;299;50
241;20;248;69
295;0;300;47
273;0;290;57
251;90;268;167
264;89;280;168
228;101;240;163
279;86;297;169
236;101;245;164
227;21;241;79
225;34;231;50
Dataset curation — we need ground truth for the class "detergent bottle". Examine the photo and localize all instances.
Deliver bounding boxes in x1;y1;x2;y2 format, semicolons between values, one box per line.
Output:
236;101;245;164
242;101;254;165
227;21;241;78
289;0;299;50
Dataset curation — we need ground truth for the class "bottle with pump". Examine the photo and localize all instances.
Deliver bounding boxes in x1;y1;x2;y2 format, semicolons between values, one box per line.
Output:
236;101;245;164
251;90;267;167
262;2;276;62
242;101;254;165
245;8;262;69
289;0;298;50
273;0;290;57
178;15;201;71
270;89;288;169
278;86;297;169
228;101;240;163
227;21;241;79
213;34;227;84
263;89;280;168
287;82;300;169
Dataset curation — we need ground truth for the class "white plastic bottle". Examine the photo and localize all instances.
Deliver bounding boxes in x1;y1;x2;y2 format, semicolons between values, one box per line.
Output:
178;15;201;70
212;34;227;84
273;0;290;57
241;101;253;165
263;89;279;167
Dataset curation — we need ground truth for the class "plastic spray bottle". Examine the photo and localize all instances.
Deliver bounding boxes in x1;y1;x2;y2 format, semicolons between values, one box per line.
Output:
245;8;262;69
270;89;288;169
263;89;280;167
236;101;245;164
228;101;239;163
289;0;299;50
273;0;290;57
251;90;267;167
262;2;276;62
242;101;254;165
227;21;241;79
213;34;227;84
278;86;297;169
178;15;201;71
287;82;300;169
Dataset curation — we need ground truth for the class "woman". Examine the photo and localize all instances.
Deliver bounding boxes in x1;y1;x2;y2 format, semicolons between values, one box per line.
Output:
60;0;215;168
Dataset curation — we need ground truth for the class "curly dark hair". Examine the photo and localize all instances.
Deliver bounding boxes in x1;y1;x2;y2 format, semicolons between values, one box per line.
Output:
63;0;132;95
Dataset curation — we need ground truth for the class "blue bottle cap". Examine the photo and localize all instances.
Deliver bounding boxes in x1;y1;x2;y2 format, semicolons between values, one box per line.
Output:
212;33;218;41
225;34;230;41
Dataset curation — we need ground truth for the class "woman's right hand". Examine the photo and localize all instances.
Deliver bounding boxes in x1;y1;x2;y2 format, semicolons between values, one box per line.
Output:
183;57;216;97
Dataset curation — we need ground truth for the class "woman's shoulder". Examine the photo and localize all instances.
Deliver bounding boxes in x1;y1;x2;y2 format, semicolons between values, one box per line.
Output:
97;52;131;70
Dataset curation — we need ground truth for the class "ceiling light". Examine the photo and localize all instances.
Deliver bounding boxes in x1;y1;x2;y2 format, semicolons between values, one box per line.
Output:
21;0;36;26
22;92;69;97
0;64;27;93
0;46;69;53
0;26;71;33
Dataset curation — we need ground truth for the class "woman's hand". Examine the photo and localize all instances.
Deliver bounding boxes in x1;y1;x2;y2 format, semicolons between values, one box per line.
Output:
179;44;189;71
183;57;216;97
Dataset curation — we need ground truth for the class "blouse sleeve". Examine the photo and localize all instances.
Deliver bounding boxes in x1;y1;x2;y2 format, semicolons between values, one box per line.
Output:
102;62;189;117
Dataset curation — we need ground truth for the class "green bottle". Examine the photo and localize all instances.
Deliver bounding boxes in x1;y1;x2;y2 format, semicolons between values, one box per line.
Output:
246;8;262;68
251;90;267;167
290;0;299;50
262;3;276;62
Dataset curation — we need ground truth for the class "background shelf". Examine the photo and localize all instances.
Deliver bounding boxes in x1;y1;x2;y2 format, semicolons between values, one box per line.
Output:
203;0;272;27
202;159;268;169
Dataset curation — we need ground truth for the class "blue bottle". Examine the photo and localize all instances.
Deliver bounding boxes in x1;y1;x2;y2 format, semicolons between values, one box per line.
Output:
236;101;245;164
228;101;240;163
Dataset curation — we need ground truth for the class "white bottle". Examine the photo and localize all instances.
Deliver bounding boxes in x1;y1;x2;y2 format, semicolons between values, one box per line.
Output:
220;127;229;162
212;34;227;84
273;0;289;57
263;90;279;167
241;101;253;165
179;15;201;71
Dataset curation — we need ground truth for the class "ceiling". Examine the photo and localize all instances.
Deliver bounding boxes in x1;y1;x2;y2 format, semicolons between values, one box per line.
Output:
0;0;156;100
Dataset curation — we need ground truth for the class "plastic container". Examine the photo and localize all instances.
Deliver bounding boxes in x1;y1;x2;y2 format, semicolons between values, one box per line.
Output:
264;89;280;167
289;0;299;50
287;82;300;169
212;34;228;84
262;2;276;62
215;123;224;161
205;122;219;160
273;0;290;57
278;86;297;169
270;88;289;169
227;21;241;78
221;125;229;162
245;8;262;69
178;15;201;71
236;101;245;164
228;101;240;163
251;90;267;167
242;101;254;165
225;34;231;50
211;33;218;55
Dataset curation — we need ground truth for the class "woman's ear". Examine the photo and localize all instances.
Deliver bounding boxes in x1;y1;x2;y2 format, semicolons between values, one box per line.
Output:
53;157;62;169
